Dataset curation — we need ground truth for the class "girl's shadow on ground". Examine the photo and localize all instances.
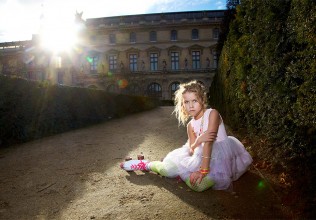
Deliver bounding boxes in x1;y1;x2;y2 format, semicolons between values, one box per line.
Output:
125;168;290;219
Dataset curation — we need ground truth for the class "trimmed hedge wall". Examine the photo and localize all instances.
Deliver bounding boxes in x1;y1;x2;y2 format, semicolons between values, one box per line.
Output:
210;0;315;215
211;0;315;169
0;76;159;147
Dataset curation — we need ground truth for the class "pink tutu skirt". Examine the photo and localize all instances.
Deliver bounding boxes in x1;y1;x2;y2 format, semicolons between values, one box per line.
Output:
162;136;253;190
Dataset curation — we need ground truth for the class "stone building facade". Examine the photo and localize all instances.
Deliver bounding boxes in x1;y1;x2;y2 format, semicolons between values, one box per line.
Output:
0;10;224;100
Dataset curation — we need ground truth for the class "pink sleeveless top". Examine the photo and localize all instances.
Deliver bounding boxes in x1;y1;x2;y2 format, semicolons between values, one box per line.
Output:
190;108;228;143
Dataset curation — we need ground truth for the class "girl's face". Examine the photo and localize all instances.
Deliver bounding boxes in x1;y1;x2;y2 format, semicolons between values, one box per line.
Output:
182;92;203;119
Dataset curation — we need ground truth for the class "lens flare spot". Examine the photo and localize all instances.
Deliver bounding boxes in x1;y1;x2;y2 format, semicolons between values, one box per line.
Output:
118;79;128;88
86;56;93;63
257;180;265;189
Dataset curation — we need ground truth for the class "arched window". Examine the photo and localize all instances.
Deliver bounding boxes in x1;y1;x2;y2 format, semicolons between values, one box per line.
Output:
170;82;180;98
147;83;162;97
149;31;157;42
171;30;177;41
192;29;199;40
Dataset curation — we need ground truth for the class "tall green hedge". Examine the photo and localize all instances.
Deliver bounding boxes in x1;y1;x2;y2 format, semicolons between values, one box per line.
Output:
0;76;159;147
210;0;316;205
212;0;315;167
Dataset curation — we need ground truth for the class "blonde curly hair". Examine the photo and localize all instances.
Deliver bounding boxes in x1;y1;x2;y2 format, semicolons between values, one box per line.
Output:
173;80;208;126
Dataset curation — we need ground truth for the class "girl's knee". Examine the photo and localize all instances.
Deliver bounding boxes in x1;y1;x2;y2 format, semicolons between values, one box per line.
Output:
185;177;215;192
150;161;178;177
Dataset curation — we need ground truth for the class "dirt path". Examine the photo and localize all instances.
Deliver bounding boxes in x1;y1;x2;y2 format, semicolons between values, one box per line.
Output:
0;107;292;219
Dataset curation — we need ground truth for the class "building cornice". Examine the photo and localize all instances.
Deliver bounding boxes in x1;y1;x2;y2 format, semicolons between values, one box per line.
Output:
86;10;225;30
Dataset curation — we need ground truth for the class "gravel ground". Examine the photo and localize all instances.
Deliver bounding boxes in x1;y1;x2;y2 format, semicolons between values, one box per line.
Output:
0;107;293;219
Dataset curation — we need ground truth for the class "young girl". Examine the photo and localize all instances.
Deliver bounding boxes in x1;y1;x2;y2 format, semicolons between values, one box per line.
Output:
120;80;253;192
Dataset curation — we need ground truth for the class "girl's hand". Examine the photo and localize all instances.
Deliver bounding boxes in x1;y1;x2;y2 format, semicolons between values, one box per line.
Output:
189;171;205;186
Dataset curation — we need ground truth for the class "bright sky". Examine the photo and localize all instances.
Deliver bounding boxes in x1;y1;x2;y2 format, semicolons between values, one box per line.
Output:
0;0;226;43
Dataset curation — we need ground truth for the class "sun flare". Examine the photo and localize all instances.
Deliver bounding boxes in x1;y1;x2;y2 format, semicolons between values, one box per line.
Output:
40;19;78;53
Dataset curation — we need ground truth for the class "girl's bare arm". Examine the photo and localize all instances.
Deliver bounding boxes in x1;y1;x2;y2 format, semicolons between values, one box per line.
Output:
187;122;197;155
190;110;219;150
190;110;221;185
200;109;220;169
